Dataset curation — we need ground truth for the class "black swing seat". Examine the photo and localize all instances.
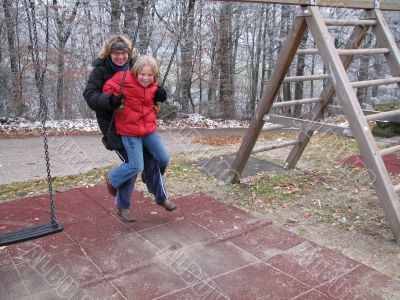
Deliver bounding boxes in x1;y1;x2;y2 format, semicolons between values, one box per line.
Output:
0;221;63;246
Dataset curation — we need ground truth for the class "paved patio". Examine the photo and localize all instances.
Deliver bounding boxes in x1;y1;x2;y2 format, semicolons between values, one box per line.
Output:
1;185;400;299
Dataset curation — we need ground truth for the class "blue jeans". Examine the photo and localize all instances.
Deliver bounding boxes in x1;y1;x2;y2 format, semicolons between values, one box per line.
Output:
110;133;169;208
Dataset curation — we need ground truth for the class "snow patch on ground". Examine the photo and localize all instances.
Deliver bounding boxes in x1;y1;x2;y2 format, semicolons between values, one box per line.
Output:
0;114;250;137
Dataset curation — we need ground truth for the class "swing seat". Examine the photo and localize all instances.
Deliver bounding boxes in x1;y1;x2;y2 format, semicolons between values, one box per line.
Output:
0;221;63;246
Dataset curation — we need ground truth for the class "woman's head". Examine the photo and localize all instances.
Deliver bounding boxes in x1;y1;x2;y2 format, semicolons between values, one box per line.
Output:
132;55;160;88
98;35;137;66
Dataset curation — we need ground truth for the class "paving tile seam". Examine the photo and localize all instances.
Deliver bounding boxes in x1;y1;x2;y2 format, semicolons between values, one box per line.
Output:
13;259;33;299
290;288;335;300
304;263;366;298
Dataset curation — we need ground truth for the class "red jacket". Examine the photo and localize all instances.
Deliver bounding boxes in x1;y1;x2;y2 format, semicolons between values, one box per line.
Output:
103;71;158;136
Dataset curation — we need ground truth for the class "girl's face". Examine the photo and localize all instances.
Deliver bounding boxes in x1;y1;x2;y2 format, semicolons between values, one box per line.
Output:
110;50;129;67
138;65;155;88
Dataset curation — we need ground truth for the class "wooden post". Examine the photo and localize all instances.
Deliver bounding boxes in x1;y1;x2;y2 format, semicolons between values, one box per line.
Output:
226;13;307;183
213;0;400;11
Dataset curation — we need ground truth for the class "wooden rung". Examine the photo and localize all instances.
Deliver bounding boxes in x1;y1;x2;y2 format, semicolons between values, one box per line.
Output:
365;109;400;122
297;48;390;56
352;77;400;88
324;19;376;26
325;105;379;116
252;140;299;154
272;98;323;108
380;145;400;157
394;184;400;193
283;74;329;83
261;124;287;131
338;48;390;55
263;114;353;137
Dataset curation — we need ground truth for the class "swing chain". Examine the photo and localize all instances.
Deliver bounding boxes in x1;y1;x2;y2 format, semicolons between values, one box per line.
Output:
29;0;57;224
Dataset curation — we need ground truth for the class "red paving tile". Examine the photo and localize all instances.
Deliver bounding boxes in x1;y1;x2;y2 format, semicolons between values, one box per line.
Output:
229;222;305;260
213;262;311;299
79;232;159;274
317;264;400;299
266;240;360;287
340;154;400;174
139;219;216;250
1;185;400;299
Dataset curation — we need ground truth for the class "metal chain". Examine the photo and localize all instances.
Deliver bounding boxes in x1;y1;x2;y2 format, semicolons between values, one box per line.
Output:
160;0;194;87
29;0;57;224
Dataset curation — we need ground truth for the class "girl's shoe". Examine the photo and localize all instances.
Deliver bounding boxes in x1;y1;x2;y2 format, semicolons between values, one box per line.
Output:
104;172;117;196
156;199;177;211
117;208;136;222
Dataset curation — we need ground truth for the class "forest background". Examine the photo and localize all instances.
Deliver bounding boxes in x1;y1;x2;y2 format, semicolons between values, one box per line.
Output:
1;0;400;121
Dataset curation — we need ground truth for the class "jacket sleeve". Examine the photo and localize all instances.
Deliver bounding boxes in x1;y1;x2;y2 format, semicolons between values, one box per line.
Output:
83;67;113;112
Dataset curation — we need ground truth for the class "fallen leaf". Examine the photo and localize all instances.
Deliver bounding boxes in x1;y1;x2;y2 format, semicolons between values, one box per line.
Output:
287;218;299;223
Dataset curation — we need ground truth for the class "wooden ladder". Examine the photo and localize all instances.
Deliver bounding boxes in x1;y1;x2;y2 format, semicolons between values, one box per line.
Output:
227;6;400;243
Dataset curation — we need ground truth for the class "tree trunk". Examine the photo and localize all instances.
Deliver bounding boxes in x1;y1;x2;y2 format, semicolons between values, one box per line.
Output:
218;3;235;119
294;31;308;117
180;0;196;113
280;5;292;115
3;0;25;116
249;8;264;114
123;0;136;39
356;33;372;106
136;0;149;54
52;0;80;119
110;0;121;35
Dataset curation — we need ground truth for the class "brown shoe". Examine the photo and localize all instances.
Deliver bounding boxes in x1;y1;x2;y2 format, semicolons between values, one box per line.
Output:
104;172;117;196
156;199;177;211
117;208;136;222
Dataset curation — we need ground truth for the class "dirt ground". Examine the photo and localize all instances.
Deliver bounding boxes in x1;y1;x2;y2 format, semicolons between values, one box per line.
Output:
134;131;400;280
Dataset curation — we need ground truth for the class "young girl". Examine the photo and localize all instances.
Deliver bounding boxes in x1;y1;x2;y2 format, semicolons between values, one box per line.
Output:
103;55;176;222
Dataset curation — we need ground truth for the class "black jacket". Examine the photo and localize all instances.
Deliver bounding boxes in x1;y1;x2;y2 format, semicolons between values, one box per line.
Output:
83;58;116;135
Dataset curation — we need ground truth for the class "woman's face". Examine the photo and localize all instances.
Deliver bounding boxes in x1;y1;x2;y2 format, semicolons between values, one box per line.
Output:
110;50;129;67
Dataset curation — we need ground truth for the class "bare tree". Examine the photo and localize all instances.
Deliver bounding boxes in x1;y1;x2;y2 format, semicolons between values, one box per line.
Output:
3;0;25;116
110;0;121;34
217;2;235;119
179;0;195;113
51;0;80;119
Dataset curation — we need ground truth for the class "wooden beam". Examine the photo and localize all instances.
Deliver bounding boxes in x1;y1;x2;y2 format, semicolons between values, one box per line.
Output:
263;114;353;137
306;6;400;244
380;145;400;156
352;77;400;88
364;109;400;121
297;48;389;56
213;0;400;11
283;74;329;83
324;19;377;26
272;97;323;108
252;140;300;154
227;14;308;183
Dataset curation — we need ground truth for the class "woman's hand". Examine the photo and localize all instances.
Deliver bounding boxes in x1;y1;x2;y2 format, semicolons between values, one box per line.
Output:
109;94;123;108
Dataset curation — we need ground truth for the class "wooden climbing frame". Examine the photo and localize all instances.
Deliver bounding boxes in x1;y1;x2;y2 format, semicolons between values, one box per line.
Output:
218;1;400;243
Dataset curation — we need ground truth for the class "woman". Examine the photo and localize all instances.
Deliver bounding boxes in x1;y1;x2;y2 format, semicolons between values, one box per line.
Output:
83;35;174;222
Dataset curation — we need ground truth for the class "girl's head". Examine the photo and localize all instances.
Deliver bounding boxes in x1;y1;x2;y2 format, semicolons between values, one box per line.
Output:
132;55;160;88
98;35;137;66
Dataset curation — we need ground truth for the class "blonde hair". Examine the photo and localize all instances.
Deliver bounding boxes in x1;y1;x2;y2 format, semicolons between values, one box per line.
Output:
97;35;137;60
131;55;160;81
